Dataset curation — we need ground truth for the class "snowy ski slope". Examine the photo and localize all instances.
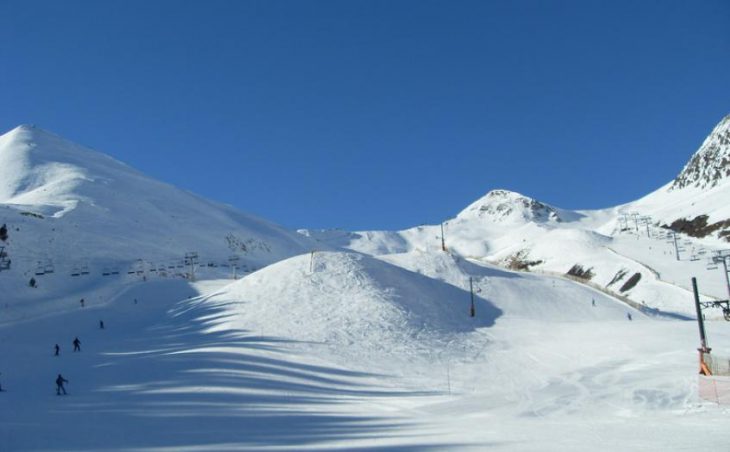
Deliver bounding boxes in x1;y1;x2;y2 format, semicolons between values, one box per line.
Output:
1;117;729;450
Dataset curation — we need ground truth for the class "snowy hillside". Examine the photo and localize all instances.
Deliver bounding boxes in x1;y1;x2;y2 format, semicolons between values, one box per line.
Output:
2;245;728;450
1;119;729;450
0;125;318;320
305;114;730;317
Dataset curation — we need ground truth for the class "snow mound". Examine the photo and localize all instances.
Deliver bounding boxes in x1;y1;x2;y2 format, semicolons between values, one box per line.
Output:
198;251;502;365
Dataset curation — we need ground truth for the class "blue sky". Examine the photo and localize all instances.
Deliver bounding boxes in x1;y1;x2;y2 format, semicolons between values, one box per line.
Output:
1;0;728;230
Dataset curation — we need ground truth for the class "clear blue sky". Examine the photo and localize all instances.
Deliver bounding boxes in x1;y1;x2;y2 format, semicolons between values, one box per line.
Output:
1;0;728;230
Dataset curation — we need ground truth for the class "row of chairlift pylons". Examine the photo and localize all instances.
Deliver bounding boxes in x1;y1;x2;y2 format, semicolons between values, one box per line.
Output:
27;253;250;279
617;212;728;269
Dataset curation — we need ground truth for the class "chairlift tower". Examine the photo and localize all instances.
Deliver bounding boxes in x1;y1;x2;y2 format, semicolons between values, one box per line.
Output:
228;255;240;279
630;212;640;232
618;214;628;232
711;250;730;302
666;231;681;261
184;252;199;281
639;216;652;238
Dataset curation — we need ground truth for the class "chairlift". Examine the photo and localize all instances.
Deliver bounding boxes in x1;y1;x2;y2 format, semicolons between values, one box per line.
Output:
81;265;90;275
127;270;136;275
34;265;45;276
70;270;80;277
102;269;111;276
707;265;719;270
690;256;700;261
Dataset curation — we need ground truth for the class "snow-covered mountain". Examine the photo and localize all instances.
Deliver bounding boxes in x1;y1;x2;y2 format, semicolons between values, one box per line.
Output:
307;114;730;316
2;118;729;451
671;114;730;191
0;125;318;318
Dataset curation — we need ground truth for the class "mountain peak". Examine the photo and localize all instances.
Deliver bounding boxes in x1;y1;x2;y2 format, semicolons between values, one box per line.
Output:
670;114;730;191
456;189;564;224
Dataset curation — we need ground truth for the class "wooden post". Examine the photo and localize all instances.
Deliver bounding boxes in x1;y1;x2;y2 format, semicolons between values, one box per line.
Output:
441;223;446;252
469;277;475;317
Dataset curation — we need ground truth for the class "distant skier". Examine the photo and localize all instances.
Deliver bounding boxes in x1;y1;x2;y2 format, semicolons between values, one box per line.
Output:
54;344;60;356
55;374;68;395
80;298;85;308
134;298;138;305
99;320;104;329
592;298;596;307
72;337;81;352
627;312;633;321
29;277;36;288
0;372;3;392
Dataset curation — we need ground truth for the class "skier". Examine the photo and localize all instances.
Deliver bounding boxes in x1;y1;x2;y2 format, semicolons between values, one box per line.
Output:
54;344;60;356
80;298;85;308
72;337;81;352
99;320;104;329
592;298;596;307
627;312;633;321
29;277;36;288
55;374;68;395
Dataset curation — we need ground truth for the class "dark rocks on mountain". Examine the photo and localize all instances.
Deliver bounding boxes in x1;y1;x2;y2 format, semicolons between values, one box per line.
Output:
607;269;629;287
505;250;543;271
670;114;730;190
662;215;730;242
473;190;563;223
566;264;594;280
19;211;44;219
619;273;642;292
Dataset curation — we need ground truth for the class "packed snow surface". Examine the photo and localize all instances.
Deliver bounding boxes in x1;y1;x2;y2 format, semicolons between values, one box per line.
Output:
1;117;730;450
1;252;728;451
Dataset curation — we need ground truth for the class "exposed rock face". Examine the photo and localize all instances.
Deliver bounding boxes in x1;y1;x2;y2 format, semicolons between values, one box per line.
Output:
671;115;730;190
663;215;730;242
458;189;564;223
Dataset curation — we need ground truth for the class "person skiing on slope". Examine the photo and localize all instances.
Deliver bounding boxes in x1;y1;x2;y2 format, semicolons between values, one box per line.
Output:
627;312;633;321
99;320;104;329
54;344;60;356
72;337;81;352
56;374;68;395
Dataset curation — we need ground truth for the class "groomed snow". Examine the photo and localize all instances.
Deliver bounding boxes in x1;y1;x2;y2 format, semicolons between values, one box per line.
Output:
1;251;728;451
1;120;730;450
